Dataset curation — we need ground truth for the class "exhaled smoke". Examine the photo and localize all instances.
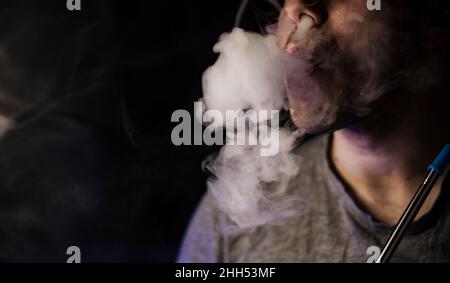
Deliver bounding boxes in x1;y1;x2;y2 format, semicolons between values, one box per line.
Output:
203;128;304;233
200;17;314;233
202;28;286;112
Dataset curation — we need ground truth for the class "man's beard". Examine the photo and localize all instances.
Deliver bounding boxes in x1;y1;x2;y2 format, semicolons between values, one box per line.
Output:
283;21;408;135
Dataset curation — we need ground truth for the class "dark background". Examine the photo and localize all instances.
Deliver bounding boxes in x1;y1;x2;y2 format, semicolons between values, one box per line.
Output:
0;0;265;262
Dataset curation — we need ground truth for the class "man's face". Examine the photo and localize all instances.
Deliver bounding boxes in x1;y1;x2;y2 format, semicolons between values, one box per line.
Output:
276;0;410;133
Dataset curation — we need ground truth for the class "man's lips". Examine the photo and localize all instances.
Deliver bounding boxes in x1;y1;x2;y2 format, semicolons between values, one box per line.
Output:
284;57;329;102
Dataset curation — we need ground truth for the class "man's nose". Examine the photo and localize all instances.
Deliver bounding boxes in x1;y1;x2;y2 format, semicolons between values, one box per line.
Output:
283;0;325;26
277;0;326;51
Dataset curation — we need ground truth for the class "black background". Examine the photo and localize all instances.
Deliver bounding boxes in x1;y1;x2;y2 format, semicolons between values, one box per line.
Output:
0;0;264;262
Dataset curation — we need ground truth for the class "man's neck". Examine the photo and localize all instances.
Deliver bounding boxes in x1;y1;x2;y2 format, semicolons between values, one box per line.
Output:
330;92;448;225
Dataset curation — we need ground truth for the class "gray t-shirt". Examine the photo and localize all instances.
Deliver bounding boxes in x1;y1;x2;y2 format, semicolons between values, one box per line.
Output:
178;134;450;262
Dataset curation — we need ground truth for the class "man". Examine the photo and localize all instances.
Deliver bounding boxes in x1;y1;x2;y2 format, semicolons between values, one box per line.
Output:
178;0;449;262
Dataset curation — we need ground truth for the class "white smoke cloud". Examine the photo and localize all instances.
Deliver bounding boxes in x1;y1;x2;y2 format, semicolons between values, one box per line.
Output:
200;17;315;233
203;127;305;233
202;28;286;112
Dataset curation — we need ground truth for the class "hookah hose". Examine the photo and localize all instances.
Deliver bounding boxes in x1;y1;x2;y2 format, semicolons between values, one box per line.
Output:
376;144;450;263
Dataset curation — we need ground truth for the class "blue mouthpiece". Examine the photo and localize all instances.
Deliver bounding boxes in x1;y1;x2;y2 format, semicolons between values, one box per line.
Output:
428;144;450;176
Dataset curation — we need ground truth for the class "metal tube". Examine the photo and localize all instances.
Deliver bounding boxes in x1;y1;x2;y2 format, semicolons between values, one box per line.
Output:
376;170;439;263
376;144;449;263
